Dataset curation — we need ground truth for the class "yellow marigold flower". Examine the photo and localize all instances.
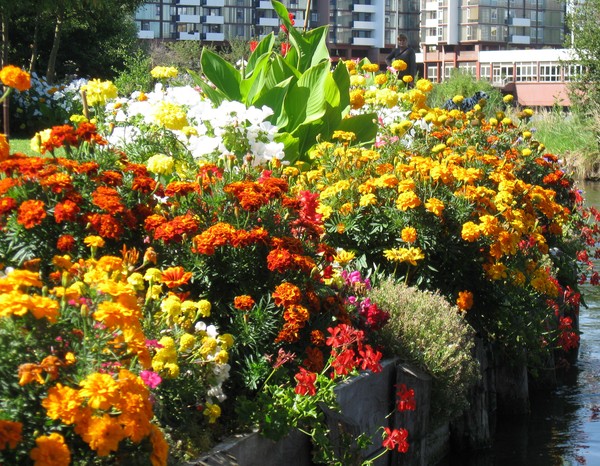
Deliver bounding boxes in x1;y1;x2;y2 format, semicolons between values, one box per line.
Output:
397;178;416;192
283;166;300;177
374;73;388;85
461;222;480;241
383;247;424;265
197;299;211;317
431;143;446;154
391;59;407;72
489;117;498;126
159;336;176;350
403;75;413;83
522;148;532;156
214;349;229;364
82;79;118;106
416;79;433;93
425;198;445;216
401;226;418;243
359;193;377;206
204;403;221;423
344;60;357;71
501;117;512;125
396;191;421;211
350;74;367;87
29;433;70;465
164;362;180;378
147;153;175;175
79;372;119;410
350;89;365;109
219;334;235;349
181;126;198;137
456;290;474;311
152;101;188;130
334;249;356;265
29;128;51;153
84;235;105;248
485;263;508;280
332;131;357;142
503;94;514;103
179;333;196;352
522;130;532;139
151;66;179;79
317;204;332;220
0;65;31;91
144;268;163;282
127;272;145;291
452;95;464;105
361;63;379;73
200;336;218;358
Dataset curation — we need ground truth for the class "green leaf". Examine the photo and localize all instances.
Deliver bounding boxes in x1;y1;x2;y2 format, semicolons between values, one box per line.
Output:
274;131;300;163
252;79;292;128
335;113;379;146
283;61;329;131
187;69;227;106
246;33;275;77
200;48;242;101
241;52;273;104
332;61;351;117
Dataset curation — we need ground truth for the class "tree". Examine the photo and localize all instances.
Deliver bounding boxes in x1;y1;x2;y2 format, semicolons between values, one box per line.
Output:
566;0;600;114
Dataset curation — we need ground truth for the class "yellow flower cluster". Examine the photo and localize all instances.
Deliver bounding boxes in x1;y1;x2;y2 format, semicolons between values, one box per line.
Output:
151;66;179;79
147;153;175;176
152;100;188;130
82;79;118;106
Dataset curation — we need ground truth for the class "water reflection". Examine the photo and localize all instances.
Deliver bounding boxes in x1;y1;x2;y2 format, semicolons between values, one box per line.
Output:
443;181;600;466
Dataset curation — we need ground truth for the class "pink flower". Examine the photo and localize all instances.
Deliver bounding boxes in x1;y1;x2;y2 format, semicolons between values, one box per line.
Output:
140;370;162;389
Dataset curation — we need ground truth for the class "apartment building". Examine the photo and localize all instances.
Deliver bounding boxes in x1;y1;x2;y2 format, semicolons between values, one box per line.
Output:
133;0;420;62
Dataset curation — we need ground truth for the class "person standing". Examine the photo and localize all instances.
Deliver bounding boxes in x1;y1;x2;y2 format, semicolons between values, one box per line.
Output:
385;34;416;85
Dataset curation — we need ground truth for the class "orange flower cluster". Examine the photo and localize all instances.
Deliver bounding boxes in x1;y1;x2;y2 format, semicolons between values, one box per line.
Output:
0;65;31;92
223;177;289;211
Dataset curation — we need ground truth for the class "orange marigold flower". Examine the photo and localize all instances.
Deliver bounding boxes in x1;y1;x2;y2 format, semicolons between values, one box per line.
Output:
395;191;421;211
401;226;417;243
303;346;325;372
0;196;16;215
79;372;119;410
54;200;80;223
161;266;192;288
272;282;302;307
42;383;81;424
150;425;169;466
87;213;123;240
80;414;125;456
461;221;480;242
425;197;445;216
57;234;76;252
0;65;31;91
29;432;70;466
92;186;124;213
18;363;45;386
17;199;46;229
0;133;9;160
40;355;62;380
234;295;255;311
191;222;236;255
456;290;474;311
0;419;22;450
267;247;293;272
283;304;310;324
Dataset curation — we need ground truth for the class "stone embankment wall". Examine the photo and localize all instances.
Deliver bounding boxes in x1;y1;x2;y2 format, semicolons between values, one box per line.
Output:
191;338;548;466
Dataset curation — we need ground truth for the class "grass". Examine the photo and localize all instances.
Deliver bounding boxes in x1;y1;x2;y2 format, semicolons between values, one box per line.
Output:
8;137;37;156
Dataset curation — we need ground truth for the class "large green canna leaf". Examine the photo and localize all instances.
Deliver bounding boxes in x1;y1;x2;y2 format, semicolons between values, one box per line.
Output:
332;61;351;117
245;34;275;77
334;113;379;146
200;48;242;101
252;79;292;129
241;53;273;104
187;69;227;106
282;61;329;131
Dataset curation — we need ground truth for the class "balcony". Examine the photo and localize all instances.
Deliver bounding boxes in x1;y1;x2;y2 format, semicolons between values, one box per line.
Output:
179;31;201;40
258;1;272;8
353;3;376;13
352;37;376;46
177;0;201;5
137;30;155;39
175;14;201;22
259;17;279;26
201;0;225;6
425;18;438;27
509;35;531;44
352;20;376;30
201;32;225;41
424;1;438;10
201;15;224;24
425;35;438;45
507;17;531;27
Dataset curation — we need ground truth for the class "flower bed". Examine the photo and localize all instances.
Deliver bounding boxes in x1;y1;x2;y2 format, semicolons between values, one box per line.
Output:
1;2;599;465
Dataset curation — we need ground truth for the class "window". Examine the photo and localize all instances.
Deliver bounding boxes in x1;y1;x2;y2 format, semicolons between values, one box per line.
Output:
492;64;513;85
444;63;454;80
539;63;560;82
427;64;438;82
458;62;476;75
516;62;536;82
564;64;583;82
480;64;491;81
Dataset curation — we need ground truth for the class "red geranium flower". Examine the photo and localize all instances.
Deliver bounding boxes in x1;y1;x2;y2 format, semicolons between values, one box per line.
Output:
294;367;317;396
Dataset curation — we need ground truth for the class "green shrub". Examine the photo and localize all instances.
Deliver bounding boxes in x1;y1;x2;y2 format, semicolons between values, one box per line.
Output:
368;279;479;422
113;48;154;96
427;69;503;116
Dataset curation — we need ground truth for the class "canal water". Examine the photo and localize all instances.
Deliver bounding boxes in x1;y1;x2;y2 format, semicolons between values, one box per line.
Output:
446;181;600;466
